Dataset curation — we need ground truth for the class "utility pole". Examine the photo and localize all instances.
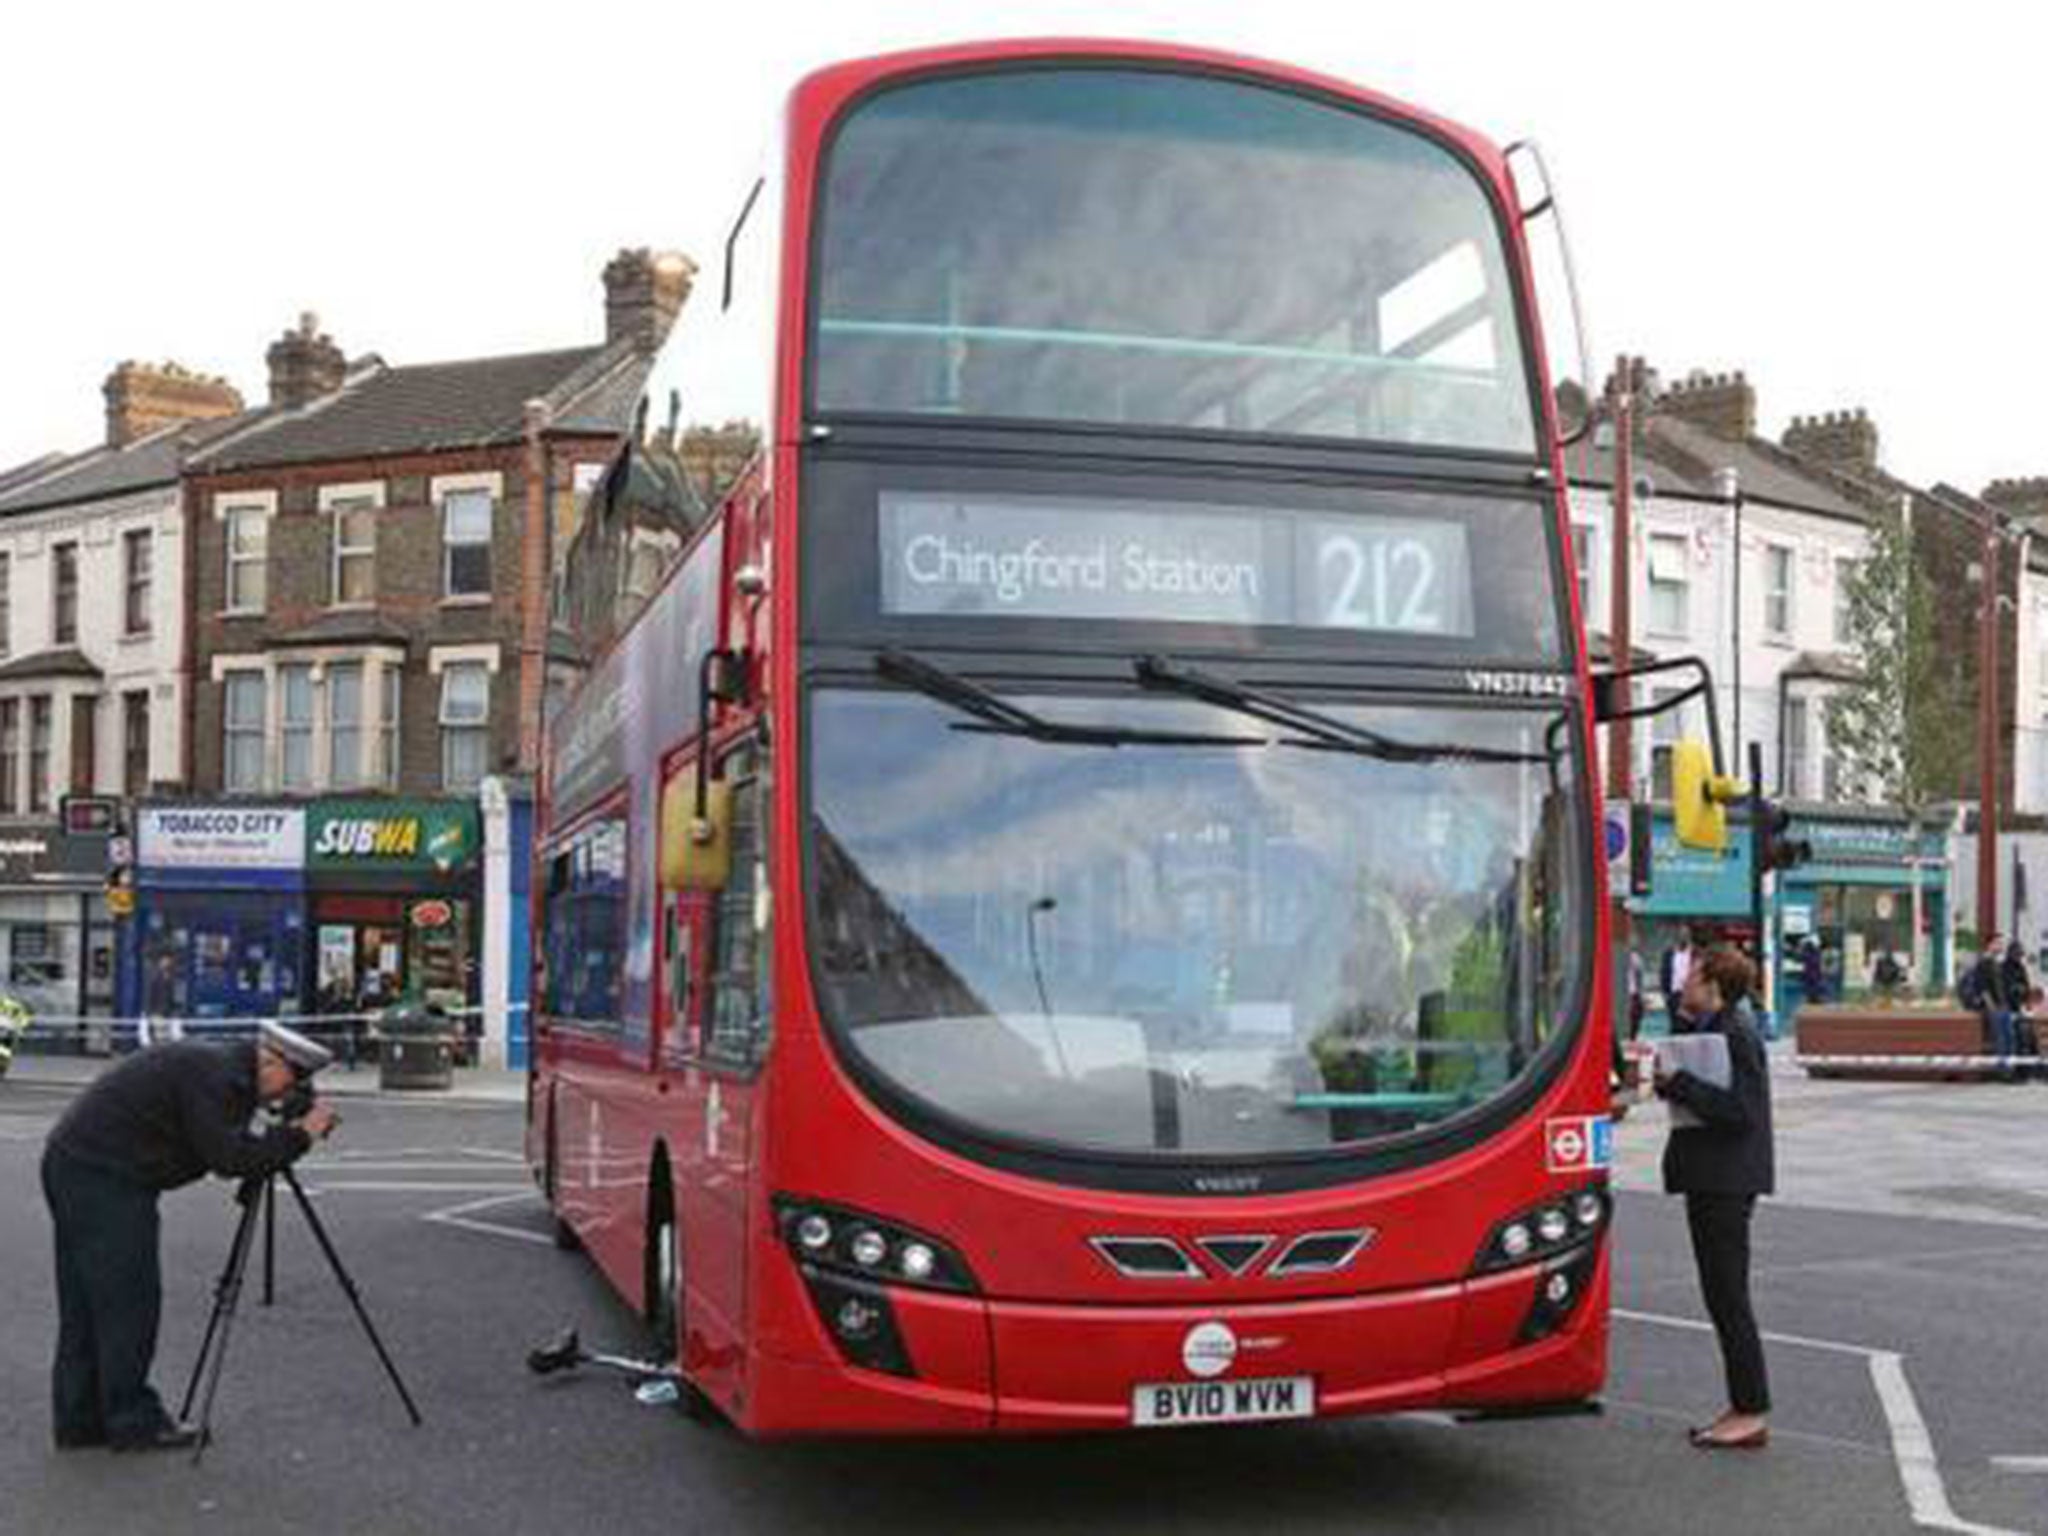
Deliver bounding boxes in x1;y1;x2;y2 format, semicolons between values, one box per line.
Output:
1979;512;2002;945
1716;467;1743;771
1608;356;1637;1019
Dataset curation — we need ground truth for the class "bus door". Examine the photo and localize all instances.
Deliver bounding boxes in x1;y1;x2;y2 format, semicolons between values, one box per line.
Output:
667;740;769;1399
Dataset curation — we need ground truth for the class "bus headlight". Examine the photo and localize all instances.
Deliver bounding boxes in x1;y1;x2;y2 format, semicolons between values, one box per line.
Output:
1473;1183;1608;1275
773;1196;978;1294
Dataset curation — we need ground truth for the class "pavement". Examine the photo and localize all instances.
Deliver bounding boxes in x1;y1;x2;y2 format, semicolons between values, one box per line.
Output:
2;1051;526;1104
2;1050;2048;1533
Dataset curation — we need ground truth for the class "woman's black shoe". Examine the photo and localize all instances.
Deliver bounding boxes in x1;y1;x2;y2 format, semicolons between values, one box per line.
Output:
54;1428;107;1450
110;1422;200;1453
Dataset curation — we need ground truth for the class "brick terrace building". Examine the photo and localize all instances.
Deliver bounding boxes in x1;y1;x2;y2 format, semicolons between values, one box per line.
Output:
130;256;675;1060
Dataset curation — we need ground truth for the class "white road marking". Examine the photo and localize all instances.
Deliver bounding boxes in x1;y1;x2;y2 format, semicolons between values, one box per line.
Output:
1619;1308;2026;1536
299;1162;527;1174
305;1181;532;1193
1989;1457;2048;1474
421;1191;552;1246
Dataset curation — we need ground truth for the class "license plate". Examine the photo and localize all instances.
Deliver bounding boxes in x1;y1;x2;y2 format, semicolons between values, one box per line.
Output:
1131;1375;1316;1427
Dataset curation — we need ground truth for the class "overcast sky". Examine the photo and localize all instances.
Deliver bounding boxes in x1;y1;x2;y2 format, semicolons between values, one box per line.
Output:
4;1;2041;492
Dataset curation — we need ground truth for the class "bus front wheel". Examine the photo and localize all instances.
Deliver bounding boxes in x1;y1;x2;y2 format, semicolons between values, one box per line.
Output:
644;1172;714;1422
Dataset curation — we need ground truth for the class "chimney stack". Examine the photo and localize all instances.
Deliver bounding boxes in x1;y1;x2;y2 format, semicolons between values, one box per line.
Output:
1657;369;1756;442
604;249;695;353
102;361;243;448
1782;409;1880;473
1983;477;2048;531
266;312;349;409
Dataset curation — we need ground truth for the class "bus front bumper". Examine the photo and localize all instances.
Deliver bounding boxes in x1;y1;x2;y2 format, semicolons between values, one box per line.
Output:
749;1239;1607;1436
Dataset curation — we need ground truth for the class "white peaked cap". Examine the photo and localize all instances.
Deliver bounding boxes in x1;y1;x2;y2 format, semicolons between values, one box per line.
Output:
259;1020;333;1075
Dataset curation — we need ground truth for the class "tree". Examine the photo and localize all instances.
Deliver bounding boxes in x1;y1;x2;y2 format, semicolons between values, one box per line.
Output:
1826;502;1972;811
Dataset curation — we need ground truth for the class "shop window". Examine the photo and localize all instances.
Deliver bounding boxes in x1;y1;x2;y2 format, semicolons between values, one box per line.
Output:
123;690;150;799
124;529;153;636
52;542;78;646
281;665;316;790
704;744;770;1068
10;924;62;987
328;663;364;788
440;663;490;792
28;695;50;813
541;815;626;1027
222;672;266;792
443;490;493;598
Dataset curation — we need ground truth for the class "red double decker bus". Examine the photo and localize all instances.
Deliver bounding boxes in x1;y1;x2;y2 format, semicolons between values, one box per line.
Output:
531;38;1623;1436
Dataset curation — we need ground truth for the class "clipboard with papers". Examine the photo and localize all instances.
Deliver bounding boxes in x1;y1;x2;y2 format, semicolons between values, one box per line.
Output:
1655;1033;1731;1129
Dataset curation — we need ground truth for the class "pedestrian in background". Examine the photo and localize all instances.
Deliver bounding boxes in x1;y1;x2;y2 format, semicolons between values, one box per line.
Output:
1657;945;1775;1450
1799;938;1825;1006
2003;940;2039;1072
1960;934;2019;1077
1660;931;1699;1026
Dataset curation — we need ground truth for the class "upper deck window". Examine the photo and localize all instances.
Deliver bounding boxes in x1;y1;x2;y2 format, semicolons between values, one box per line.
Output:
814;68;1537;455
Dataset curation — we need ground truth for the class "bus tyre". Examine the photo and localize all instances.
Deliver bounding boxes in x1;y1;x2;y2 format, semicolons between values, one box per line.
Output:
645;1180;714;1422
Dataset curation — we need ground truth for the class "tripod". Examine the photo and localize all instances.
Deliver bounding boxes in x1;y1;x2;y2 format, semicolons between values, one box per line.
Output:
177;1164;423;1464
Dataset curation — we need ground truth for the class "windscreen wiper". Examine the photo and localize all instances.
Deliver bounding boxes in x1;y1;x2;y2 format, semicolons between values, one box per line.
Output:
873;650;1265;750
1133;655;1548;766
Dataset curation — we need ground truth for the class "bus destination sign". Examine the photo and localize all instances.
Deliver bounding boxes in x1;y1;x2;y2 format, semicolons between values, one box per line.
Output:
878;492;1474;635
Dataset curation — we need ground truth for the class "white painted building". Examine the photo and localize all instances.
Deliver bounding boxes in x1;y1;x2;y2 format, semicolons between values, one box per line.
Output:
1565;375;1875;804
0;362;252;1024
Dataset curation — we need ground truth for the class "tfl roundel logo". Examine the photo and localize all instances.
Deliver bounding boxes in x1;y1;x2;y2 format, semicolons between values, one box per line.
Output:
1181;1322;1238;1379
1545;1116;1613;1174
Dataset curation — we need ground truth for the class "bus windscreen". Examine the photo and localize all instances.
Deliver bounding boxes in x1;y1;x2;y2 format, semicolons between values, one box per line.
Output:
814;68;1537;453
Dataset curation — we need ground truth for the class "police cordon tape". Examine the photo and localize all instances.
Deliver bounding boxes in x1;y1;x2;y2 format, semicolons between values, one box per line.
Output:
1793;1052;2043;1071
4;1001;526;1046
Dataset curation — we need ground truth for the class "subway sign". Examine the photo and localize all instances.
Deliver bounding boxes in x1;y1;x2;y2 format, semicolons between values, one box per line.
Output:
308;801;478;873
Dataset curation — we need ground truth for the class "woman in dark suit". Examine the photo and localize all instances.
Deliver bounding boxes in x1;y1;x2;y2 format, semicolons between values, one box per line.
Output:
1657;945;1774;1450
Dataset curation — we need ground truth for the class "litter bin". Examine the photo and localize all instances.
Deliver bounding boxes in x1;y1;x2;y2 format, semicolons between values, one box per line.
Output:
376;1005;457;1091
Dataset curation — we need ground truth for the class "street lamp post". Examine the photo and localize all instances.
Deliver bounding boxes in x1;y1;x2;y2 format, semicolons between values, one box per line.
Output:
1716;467;1744;774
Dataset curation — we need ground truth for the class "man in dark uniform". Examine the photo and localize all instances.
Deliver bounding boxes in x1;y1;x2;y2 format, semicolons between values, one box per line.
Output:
42;1023;337;1452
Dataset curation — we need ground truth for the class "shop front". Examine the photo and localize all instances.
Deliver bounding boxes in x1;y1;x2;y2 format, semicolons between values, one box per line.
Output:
306;799;482;1049
1627;811;1754;1033
128;805;307;1025
1774;812;1949;1011
0;819;116;1048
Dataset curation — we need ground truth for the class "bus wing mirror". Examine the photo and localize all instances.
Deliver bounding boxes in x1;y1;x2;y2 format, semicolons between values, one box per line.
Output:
1505;139;1592;448
1671;741;1744;852
662;774;733;891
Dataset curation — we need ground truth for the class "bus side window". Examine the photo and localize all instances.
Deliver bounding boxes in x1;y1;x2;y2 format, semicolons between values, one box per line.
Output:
703;745;769;1068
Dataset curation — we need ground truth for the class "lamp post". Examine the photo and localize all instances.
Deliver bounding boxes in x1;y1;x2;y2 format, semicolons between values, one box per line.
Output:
1607;359;1638;1026
1716;466;1744;772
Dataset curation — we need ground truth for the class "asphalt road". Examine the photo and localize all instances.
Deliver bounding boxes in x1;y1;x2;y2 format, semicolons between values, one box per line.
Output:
3;1076;2045;1536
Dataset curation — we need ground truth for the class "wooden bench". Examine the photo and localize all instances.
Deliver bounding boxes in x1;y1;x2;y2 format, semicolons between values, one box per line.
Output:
1796;1006;2004;1080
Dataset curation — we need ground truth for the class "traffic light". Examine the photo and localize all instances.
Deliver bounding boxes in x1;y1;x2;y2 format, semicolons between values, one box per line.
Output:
1755;802;1813;876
